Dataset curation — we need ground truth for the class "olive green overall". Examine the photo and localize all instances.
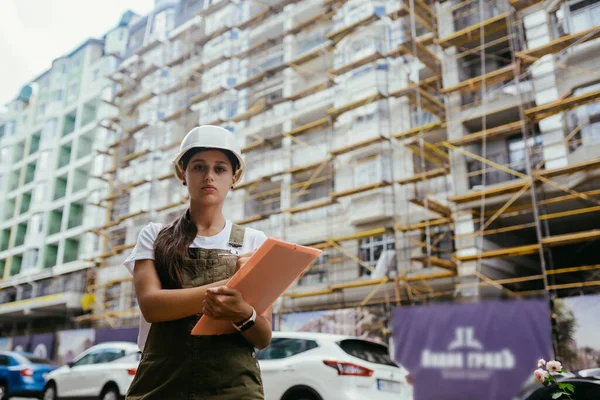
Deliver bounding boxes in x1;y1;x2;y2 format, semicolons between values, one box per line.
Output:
126;224;264;400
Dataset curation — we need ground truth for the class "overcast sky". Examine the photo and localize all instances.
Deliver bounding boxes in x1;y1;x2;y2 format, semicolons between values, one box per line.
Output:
0;0;154;110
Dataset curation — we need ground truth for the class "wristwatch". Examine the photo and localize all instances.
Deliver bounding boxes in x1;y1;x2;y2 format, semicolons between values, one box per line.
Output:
233;307;256;332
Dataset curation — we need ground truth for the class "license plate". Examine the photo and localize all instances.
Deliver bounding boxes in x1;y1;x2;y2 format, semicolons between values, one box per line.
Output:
377;379;403;392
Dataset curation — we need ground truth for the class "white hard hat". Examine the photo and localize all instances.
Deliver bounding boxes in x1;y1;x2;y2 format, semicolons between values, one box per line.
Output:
172;125;245;183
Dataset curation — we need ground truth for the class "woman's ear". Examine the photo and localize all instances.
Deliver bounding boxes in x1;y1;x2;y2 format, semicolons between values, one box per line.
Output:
231;172;239;189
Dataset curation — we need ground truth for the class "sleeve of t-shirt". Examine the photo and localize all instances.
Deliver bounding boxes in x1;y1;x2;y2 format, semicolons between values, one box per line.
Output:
123;222;161;275
251;230;268;251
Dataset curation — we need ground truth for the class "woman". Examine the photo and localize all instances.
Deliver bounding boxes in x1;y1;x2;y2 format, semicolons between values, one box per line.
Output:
123;125;272;399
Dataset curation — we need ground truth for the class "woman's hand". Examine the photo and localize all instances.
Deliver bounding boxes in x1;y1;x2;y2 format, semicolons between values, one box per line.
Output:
202;286;253;323
235;251;254;272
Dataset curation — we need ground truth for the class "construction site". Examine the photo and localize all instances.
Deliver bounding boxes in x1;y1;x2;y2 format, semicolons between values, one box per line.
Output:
82;0;600;332
1;0;599;341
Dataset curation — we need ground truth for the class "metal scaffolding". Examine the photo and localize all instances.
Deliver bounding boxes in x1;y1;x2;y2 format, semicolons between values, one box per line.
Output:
81;0;600;327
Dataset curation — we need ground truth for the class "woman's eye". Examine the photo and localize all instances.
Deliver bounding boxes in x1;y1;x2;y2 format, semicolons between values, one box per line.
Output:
217;167;226;172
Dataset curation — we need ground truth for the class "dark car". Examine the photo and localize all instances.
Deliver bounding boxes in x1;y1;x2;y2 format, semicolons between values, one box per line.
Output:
524;379;600;400
0;351;57;400
515;369;600;400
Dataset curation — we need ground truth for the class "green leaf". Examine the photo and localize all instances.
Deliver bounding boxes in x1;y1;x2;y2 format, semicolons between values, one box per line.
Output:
558;383;567;390
565;384;575;393
552;393;563;399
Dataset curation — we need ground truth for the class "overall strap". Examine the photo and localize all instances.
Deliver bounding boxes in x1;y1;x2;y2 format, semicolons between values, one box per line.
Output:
228;223;246;248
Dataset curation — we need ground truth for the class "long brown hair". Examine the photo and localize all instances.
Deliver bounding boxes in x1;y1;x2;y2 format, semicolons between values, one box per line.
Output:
153;210;196;288
152;147;240;288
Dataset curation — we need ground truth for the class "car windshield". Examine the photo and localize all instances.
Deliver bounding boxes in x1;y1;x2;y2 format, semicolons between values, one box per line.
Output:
337;339;398;367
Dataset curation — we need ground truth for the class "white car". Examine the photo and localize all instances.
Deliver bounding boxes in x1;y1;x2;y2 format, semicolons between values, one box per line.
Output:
258;331;412;400
42;342;141;400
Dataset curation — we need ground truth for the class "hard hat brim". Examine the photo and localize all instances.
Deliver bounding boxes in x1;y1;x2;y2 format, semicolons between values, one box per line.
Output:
172;144;246;184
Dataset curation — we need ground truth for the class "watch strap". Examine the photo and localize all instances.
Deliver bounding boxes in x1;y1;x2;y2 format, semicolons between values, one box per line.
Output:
233;307;256;332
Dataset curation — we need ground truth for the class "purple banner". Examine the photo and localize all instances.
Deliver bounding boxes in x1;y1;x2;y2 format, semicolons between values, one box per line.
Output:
392;299;552;400
11;335;29;352
30;333;55;360
95;327;138;345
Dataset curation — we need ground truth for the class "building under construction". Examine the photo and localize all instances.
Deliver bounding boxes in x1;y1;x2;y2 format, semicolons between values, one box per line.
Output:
1;0;599;336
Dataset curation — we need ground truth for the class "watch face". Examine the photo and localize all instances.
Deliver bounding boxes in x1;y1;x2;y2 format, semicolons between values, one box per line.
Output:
240;320;255;332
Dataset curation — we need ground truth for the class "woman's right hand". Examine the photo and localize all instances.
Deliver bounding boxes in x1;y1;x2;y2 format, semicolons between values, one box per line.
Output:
236;251;254;272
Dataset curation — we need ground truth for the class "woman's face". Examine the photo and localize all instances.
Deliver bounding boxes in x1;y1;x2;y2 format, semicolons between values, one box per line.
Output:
184;149;237;205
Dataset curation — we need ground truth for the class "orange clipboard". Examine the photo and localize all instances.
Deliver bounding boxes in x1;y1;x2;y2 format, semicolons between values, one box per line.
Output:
191;238;322;336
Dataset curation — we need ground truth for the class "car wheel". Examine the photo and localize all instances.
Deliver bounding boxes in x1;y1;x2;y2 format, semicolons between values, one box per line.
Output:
0;382;7;400
288;393;319;400
43;383;57;400
100;386;119;400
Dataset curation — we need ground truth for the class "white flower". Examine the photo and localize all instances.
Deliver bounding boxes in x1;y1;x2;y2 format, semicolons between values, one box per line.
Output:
546;360;562;373
534;368;549;384
537;359;546;368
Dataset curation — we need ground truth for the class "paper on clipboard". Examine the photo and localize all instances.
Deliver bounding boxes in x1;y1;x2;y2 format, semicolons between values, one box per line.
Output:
191;238;321;336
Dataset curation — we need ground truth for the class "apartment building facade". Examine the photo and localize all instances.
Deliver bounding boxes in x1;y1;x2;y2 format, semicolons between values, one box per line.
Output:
0;11;140;336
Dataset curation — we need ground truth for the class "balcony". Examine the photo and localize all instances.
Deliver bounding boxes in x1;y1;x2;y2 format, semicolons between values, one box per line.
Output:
348;189;395;225
203;30;241;66
0;270;87;321
331;154;393;199
466;145;543;190
284;203;345;245
293;86;335;115
196;94;239;125
332;64;389;108
287;24;332;67
328;2;385;44
290;129;330;169
438;0;509;49
331;108;391;154
244;147;287;182
242;214;283;239
235;43;285;91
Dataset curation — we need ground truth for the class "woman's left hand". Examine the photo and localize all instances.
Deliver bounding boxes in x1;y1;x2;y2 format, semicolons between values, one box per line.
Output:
202;286;253;323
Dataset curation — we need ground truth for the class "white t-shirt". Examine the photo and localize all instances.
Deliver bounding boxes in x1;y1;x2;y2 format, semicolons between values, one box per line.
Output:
123;220;268;351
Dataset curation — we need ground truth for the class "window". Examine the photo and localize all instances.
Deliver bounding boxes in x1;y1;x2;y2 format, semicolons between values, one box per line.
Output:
1;148;9;163
256;338;318;360
584;113;600;144
94;348;127;363
5;120;16;136
298;252;329;286
71;347;126;366
359;234;395;277
93;69;99;81
23;248;39;271
507;135;543;175
72;351;98;366
56;90;63;101
338;339;396;366
0;355;10;366
20;354;52;365
569;0;600;33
